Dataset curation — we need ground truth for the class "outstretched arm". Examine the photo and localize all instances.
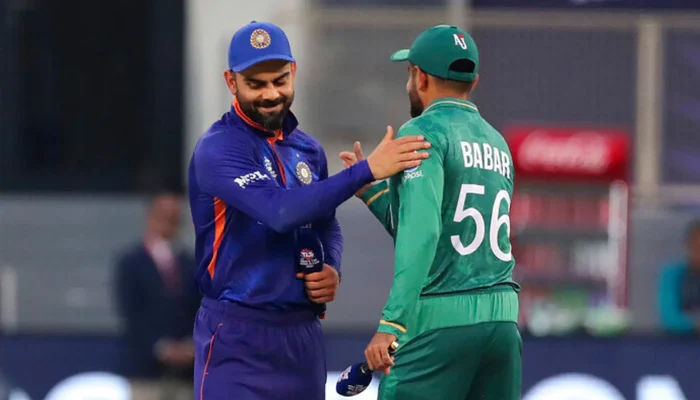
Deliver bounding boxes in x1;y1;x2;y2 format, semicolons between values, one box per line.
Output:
377;128;444;341
359;181;395;238
195;127;429;233
341;141;396;238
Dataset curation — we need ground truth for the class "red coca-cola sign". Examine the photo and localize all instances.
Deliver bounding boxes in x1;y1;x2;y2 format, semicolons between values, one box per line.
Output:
505;126;629;181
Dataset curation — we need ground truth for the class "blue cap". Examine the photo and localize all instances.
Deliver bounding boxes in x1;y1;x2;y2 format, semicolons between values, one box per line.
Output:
228;21;295;72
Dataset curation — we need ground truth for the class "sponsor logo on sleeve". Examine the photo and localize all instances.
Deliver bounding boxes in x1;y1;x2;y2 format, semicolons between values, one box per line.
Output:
234;171;270;188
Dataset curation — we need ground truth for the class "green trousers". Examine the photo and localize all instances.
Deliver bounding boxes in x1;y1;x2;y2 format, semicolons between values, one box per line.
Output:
378;321;522;400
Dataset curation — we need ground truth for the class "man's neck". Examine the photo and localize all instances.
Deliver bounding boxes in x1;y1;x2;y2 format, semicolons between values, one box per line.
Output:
425;91;469;105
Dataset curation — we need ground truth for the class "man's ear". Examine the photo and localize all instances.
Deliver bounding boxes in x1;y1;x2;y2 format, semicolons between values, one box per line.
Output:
224;70;237;95
417;68;430;92
291;62;297;77
472;74;480;91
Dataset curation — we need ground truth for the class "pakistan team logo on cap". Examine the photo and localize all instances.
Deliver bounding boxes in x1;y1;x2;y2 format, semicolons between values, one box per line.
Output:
250;29;271;49
296;161;312;185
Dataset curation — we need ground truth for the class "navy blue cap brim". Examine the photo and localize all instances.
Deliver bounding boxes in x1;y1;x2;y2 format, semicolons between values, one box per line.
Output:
230;54;296;73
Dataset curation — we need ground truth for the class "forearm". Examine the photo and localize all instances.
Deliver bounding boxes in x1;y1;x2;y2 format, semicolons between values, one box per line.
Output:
376;183;442;339
319;217;343;277
197;153;374;233
378;225;439;339
376;127;443;339
359;181;395;237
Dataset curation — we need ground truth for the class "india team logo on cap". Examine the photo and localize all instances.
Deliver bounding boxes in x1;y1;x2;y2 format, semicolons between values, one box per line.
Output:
250;29;271;49
296;161;312;185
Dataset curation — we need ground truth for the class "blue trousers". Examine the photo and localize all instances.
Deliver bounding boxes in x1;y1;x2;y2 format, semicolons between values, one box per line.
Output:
193;298;326;400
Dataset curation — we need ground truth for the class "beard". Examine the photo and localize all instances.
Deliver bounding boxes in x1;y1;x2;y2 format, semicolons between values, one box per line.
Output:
408;84;424;118
237;92;294;131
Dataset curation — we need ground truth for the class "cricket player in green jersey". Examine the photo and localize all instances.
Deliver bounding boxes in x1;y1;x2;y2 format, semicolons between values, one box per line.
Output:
340;25;521;400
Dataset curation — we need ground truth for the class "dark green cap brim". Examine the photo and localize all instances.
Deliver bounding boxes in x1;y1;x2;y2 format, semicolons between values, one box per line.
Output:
390;49;410;62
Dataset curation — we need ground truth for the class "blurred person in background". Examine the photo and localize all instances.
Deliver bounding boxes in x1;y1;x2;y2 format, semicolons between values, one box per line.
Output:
658;219;700;336
188;20;429;400
113;189;200;400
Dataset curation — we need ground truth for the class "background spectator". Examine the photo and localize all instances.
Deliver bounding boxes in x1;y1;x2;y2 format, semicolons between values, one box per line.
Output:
658;220;700;335
113;189;200;400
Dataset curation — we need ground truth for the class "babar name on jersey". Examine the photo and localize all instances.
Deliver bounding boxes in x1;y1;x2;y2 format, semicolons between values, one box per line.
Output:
460;141;512;179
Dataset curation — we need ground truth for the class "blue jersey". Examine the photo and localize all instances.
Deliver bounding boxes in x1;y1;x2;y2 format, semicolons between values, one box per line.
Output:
188;100;374;312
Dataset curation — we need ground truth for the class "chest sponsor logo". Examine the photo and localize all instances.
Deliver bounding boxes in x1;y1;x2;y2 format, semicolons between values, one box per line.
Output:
263;157;278;179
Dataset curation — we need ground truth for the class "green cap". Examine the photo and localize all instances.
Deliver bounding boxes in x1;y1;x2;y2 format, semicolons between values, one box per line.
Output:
390;25;478;82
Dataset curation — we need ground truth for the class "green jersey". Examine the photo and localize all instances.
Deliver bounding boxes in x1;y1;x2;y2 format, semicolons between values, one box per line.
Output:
360;98;520;340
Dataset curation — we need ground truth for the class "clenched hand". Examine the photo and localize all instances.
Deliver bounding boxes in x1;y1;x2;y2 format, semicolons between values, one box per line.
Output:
296;264;339;304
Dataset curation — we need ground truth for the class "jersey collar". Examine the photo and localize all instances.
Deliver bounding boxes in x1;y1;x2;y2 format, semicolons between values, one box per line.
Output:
424;97;479;114
230;97;299;140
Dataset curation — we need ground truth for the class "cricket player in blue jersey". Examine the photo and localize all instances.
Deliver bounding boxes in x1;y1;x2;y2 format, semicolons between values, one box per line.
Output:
188;21;430;400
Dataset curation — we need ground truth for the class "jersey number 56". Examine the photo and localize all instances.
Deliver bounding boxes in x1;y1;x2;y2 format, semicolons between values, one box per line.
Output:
451;184;512;262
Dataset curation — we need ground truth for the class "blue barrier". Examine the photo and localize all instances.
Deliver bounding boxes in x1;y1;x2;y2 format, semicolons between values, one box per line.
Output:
0;334;697;400
471;0;700;10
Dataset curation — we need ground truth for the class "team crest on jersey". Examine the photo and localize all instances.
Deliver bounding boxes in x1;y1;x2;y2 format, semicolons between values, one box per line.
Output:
263;157;278;179
250;29;271;49
296;161;313;185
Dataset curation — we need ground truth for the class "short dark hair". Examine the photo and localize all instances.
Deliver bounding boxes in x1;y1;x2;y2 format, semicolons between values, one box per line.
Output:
433;76;475;95
411;65;475;95
145;184;183;209
685;219;700;242
432;58;476;94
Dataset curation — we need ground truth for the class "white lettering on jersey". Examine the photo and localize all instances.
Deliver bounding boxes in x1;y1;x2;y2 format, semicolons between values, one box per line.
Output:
472;142;483;169
461;142;473;168
403;169;424;182
493;147;503;175
460;141;512;179
263;157;278;179
234;171;270;188
501;151;511;179
483;143;493;171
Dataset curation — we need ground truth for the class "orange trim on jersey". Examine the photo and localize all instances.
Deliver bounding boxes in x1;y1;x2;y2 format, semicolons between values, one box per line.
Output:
207;198;227;279
199;323;223;400
232;98;287;184
266;137;287;185
233;97;268;132
232;97;284;138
